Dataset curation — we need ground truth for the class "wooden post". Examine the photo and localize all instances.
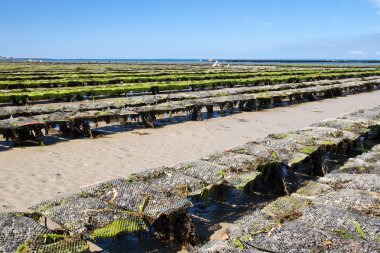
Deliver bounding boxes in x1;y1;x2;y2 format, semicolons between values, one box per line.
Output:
191;106;202;121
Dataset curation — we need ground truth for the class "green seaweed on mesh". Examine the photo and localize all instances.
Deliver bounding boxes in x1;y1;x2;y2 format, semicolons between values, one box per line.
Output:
314;119;372;134
294;181;332;197
289;155;309;166
206;152;276;192
333;229;353;239
16;234;89;253
127;166;169;182
201;151;268;174
0;212;51;253
30;193;148;236
229;142;275;160
301;127;357;147
297;204;380;241
0;117;45;130
269;133;288;140
338;144;380;175
227;211;279;241
228;171;262;191
340;160;373;174
16;234;65;253
91;218;148;240
241;219;379;252
279;132;318;147
299;146;319;155
261;196;311;221
254;138;323;168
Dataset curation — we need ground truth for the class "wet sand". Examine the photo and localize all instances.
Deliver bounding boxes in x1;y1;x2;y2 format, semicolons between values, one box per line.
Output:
1;90;380;212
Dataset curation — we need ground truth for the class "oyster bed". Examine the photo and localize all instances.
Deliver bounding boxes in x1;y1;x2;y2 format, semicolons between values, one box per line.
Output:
197;143;380;252
0;106;379;252
1;77;379;145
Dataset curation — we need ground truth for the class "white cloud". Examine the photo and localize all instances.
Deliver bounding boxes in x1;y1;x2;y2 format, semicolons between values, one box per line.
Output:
370;0;380;7
376;52;380;55
369;0;380;12
349;50;366;55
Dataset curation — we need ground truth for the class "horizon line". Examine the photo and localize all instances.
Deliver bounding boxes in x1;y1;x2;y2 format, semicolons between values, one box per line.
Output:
1;58;380;62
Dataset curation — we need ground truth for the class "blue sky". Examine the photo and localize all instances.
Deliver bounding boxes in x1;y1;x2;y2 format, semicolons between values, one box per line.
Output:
1;0;380;59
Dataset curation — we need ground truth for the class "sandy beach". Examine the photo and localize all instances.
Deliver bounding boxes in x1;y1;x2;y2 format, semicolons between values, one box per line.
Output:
1;90;380;213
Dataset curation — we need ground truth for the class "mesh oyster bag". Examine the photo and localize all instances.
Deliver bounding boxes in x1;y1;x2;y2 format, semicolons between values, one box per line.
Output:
0;212;50;253
30;193;147;237
80;178;192;220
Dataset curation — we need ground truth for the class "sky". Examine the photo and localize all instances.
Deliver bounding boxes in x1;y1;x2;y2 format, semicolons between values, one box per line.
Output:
0;0;380;59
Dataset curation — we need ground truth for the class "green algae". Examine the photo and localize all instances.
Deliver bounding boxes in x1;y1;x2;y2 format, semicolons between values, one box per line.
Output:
290;156;308;166
322;140;336;146
300;146;319;155
16;234;86;253
333;229;353;239
272;133;288;139
91;218;148;240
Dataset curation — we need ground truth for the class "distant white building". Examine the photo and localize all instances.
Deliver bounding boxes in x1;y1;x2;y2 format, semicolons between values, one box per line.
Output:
212;60;223;68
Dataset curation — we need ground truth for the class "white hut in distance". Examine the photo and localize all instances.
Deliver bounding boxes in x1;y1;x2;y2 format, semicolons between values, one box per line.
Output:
211;60;223;68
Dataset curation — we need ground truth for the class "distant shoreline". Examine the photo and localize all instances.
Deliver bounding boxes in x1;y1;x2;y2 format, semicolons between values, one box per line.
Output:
1;58;380;66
